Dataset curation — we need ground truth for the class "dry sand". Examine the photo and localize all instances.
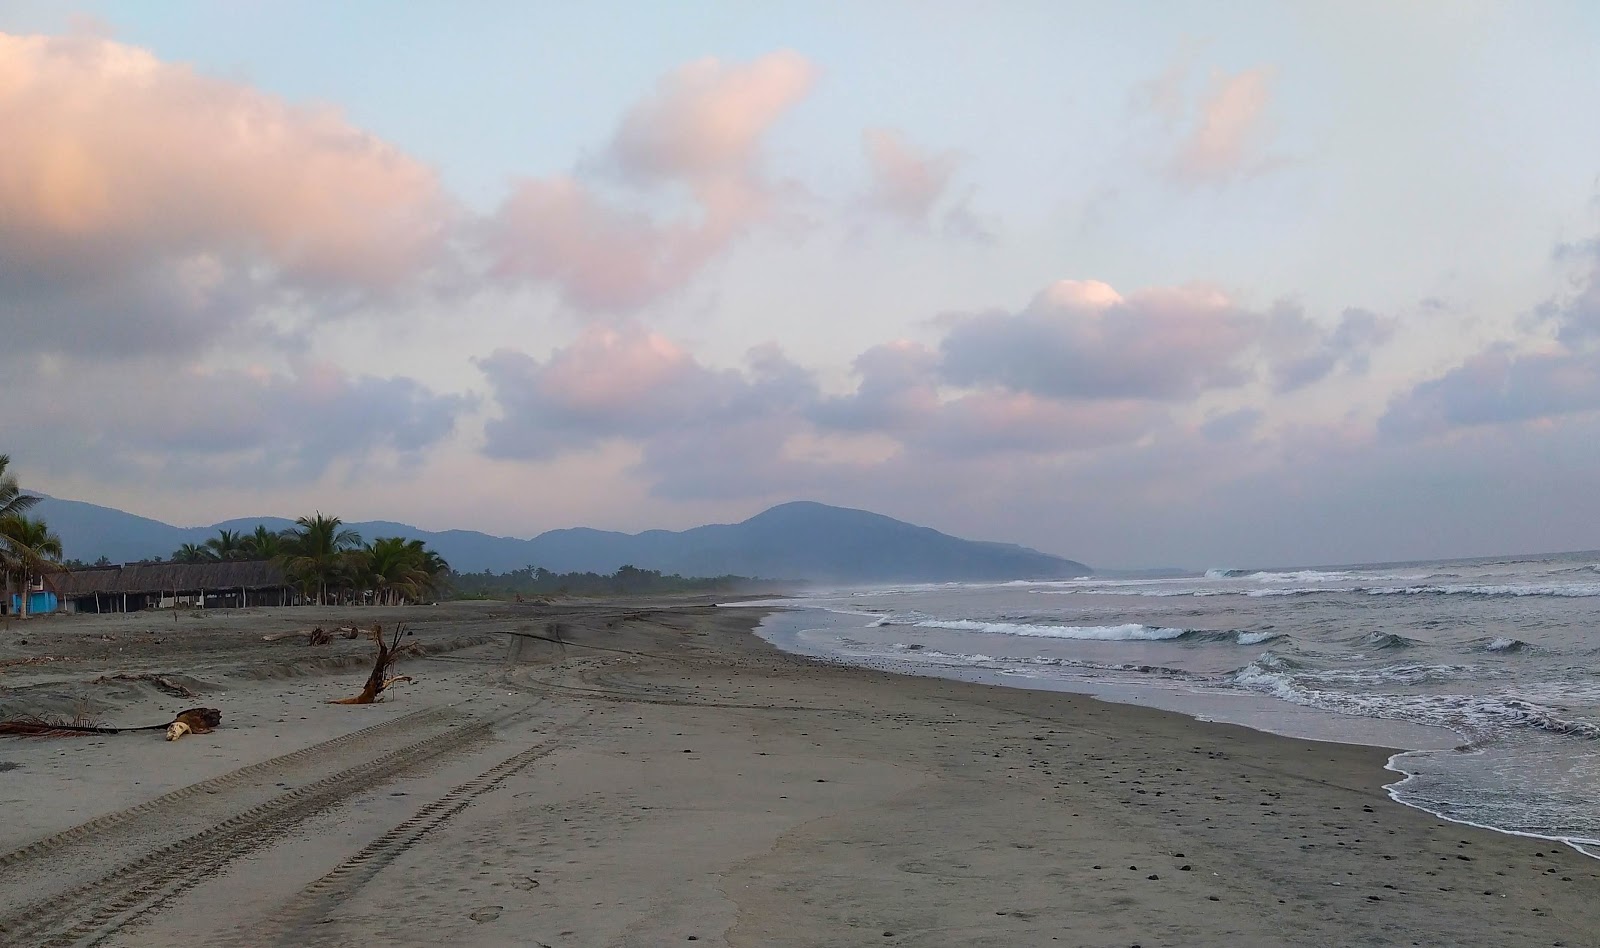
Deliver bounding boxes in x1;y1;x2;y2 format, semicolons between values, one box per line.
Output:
0;600;1596;947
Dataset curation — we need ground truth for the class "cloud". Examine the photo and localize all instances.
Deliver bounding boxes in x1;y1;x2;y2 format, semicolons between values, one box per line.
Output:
858;128;994;240
477;274;1396;505
482;176;720;312
1381;346;1600;437
1167;66;1277;186
861;128;958;223
478;325;817;459
938;281;1390;401
938;280;1257;399
0;32;455;355
1383;236;1600;437
9;357;471;485
485;51;816;312
1266;306;1395;392
608;50;815;185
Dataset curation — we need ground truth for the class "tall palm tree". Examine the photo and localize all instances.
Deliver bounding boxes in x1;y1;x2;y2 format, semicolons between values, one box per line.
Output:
1;515;64;618
205;529;249;561
243;524;286;561
407;539;450;601
172;543;215;564
0;454;39;520
361;537;427;606
283;513;362;605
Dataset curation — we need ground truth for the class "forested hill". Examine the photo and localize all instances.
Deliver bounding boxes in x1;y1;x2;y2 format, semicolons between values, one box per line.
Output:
34;497;1090;581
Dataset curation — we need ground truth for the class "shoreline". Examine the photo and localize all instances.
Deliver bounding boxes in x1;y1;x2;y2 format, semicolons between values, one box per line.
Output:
748;600;1600;861
2;599;1598;946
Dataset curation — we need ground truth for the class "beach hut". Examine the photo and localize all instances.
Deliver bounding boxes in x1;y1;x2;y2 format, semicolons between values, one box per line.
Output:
48;561;296;613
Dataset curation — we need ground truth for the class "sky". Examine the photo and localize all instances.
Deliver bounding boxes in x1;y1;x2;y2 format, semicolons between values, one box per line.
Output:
3;1;1599;570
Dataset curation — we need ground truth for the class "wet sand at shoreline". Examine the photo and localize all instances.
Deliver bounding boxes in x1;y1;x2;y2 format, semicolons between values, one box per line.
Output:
1;600;1595;946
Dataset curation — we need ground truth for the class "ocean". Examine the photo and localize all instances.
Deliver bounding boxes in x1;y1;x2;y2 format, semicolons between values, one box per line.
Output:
731;550;1600;856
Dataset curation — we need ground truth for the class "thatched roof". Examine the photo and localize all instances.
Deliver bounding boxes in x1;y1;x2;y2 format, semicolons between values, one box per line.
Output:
49;561;288;596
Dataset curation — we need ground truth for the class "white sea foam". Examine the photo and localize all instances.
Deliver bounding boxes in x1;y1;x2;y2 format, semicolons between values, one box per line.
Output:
1368;583;1600;598
1233;660;1600;741
1235;630;1282;645
1250;569;1352;583
908;619;1188;641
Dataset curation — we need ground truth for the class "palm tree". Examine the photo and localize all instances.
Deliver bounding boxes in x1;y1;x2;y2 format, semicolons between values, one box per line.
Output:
172;543;215;564
0;455;39;520
361;537;427;606
243;525;286;561
0;455;37;610
205;529;250;561
409;540;450;601
1;515;64;618
283;513;362;605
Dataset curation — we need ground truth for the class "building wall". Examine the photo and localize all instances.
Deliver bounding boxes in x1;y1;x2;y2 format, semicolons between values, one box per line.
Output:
9;591;58;614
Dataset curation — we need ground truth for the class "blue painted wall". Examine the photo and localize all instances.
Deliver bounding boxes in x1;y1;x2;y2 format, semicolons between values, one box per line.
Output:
8;591;58;614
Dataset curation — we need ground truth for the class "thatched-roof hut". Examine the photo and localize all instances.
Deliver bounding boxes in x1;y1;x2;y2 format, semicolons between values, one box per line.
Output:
48;561;294;613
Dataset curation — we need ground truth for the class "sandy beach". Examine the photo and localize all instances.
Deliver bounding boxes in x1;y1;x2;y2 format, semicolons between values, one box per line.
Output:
0;600;1595;947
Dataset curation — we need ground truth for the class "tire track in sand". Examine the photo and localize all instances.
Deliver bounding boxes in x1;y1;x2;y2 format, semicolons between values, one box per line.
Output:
0;700;560;948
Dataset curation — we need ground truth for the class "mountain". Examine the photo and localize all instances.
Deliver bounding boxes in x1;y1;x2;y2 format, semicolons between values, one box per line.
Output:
31;496;1090;581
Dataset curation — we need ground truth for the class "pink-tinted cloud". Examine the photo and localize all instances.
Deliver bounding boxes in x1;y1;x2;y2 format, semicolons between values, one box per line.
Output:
0;32;455;356
483;177;719;311
609;50;815;185
486;51;816;312
478;325;817;459
859;128;993;240
0;32;452;288
861;128;958;222
1169;66;1277;185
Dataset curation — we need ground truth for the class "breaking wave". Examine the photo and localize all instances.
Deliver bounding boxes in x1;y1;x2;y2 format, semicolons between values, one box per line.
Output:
1361;631;1419;650
881;617;1281;646
1232;659;1600;743
904;619;1188;641
1485;637;1535;653
1368;583;1600;598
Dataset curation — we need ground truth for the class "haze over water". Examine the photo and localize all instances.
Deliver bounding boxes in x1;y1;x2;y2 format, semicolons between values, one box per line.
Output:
743;551;1600;854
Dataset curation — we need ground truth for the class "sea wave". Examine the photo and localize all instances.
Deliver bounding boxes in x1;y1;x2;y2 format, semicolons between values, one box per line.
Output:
885;644;1203;679
884;617;1279;646
906;619;1189;641
1232;661;1600;742
1485;637;1535;653
1368;583;1600;598
1361;631;1419;650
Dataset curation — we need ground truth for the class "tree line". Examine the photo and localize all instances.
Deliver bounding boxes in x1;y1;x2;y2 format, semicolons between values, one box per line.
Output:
168;516;450;606
0;453;449;614
448;563;754;599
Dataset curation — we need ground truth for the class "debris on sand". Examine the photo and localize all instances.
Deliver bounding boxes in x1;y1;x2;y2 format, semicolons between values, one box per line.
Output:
92;673;199;699
0;706;221;740
165;707;222;741
329;623;416;705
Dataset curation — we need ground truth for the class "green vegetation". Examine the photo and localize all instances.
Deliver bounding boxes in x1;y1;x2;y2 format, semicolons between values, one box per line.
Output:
0;454;63;617
167;513;449;606
446;564;754;600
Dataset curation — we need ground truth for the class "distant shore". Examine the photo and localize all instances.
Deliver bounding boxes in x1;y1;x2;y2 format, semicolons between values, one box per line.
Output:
1;600;1596;946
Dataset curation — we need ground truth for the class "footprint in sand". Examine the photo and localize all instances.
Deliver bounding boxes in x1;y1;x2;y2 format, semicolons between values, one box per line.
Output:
469;906;504;923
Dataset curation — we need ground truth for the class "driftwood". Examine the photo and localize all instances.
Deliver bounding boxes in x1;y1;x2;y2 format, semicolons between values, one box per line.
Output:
0;707;220;740
262;625;366;644
92;673;199;699
328;623;414;705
